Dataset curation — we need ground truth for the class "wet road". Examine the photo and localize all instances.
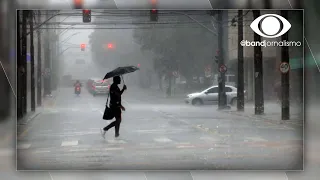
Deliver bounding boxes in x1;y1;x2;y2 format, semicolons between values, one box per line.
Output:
17;86;302;170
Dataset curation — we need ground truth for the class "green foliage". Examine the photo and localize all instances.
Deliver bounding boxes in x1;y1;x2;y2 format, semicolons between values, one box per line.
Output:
132;17;218;79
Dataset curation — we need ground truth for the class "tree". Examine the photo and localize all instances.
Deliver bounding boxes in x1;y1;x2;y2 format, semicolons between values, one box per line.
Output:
132;13;218;88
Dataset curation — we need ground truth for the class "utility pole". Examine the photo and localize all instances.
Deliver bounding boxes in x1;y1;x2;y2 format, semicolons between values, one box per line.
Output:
281;10;290;120
21;10;28;115
264;0;272;8
217;10;227;109
44;11;51;96
237;10;244;111
37;10;42;106
30;11;35;111
252;10;264;115
17;10;22;119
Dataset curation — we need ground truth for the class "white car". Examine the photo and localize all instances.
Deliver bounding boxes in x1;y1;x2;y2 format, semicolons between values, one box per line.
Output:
185;85;245;106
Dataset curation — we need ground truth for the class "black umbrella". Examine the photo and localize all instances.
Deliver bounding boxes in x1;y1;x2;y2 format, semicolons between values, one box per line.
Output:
103;66;139;84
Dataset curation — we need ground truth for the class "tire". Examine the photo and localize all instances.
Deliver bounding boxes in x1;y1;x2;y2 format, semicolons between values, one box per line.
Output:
192;98;203;106
231;98;237;106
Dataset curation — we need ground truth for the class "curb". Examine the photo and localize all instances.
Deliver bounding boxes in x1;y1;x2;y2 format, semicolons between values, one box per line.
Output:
18;111;42;125
223;111;303;126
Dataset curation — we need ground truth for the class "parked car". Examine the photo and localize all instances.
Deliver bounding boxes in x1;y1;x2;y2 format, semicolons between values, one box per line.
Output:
87;78;111;96
185;85;246;106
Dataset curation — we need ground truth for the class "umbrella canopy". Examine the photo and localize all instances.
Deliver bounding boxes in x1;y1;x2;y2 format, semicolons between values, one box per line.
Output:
103;66;139;80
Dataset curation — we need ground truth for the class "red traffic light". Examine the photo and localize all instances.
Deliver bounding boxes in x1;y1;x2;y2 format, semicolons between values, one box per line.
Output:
80;44;86;48
107;43;114;49
137;64;141;67
83;9;90;14
74;0;83;8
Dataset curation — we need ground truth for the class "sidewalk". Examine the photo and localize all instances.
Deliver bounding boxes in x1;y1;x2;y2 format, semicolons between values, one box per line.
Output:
222;102;303;126
18;88;60;125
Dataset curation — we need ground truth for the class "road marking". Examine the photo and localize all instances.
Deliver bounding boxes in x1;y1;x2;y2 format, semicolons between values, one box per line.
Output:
105;147;124;151
134;129;185;133
200;136;221;141
245;137;268;142
33;150;51;154
61;140;78;147
177;145;195;148
40;129;53;132
154;137;173;143
69;149;88;152
214;144;231;148
176;142;191;145
71;108;79;112
17;143;31;149
107;139;126;144
63;128;77;131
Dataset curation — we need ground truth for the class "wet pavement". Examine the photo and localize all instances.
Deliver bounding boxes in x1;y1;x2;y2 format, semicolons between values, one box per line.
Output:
17;86;302;170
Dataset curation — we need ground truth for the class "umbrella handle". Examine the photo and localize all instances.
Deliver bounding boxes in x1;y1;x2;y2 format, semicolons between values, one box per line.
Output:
121;75;125;85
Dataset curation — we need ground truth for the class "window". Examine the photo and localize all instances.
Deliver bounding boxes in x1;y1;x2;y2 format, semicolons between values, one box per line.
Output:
207;87;218;93
225;87;233;92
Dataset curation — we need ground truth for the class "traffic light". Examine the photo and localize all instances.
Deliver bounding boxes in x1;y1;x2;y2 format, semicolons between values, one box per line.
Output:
80;43;86;51
150;9;158;21
137;64;141;68
107;43;114;49
82;9;91;23
73;0;83;9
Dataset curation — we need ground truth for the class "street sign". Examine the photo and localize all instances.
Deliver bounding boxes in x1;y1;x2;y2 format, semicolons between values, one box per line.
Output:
279;62;290;74
172;71;179;77
219;64;227;73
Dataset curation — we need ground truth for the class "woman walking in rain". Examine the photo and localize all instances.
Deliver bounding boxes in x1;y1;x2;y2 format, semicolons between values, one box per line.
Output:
100;76;127;138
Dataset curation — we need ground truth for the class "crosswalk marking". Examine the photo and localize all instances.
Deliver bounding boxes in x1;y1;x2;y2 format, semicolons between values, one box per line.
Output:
33;150;51;154
69;149;88;152
245;137;268;142
154;137;173;143
135;129;186;133
107;139;126;144
177;145;195;148
105;147;124;151
200;136;221;141
61;140;78;146
17;143;31;149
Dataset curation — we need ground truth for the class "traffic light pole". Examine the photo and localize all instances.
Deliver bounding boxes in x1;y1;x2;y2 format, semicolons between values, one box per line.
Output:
253;10;264;115
237;10;244;111
281;10;290;120
217;10;227;109
264;0;271;8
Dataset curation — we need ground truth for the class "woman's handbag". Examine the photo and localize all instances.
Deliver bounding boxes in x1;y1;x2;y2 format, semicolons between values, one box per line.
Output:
102;92;114;120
